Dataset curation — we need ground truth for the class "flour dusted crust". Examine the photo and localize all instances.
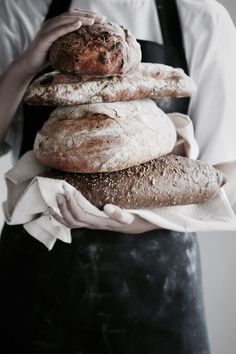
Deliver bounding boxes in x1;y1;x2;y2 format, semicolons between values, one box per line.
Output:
33;99;177;173
43;155;225;209
24;63;196;106
49;22;141;77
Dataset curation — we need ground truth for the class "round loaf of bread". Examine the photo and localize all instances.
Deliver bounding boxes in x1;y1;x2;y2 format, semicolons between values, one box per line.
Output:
49;22;141;77
33;99;176;173
43;155;225;209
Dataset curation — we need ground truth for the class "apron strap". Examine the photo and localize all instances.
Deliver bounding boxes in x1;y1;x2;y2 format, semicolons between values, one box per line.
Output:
155;0;189;75
45;0;73;21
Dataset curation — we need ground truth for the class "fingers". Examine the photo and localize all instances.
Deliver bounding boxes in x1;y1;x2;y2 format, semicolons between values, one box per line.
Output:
70;189;107;225
28;8;106;75
53;193;130;230
37;21;82;49
42;16;82;37
103;204;135;225
43;9;105;32
71;16;95;25
23;7;106;77
43;15;94;35
55;193;99;228
51;210;88;229
52;195;89;228
71;9;106;22
38;7;106;48
56;194;79;226
64;191;85;221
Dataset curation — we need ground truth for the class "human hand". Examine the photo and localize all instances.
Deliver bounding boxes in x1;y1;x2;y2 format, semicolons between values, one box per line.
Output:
16;9;106;79
103;204;159;234
51;190;158;234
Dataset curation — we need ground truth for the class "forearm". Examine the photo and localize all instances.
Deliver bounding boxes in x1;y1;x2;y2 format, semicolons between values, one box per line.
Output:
0;9;105;145
0;57;34;143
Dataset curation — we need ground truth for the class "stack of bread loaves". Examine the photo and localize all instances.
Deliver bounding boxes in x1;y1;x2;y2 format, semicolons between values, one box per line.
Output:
24;22;224;209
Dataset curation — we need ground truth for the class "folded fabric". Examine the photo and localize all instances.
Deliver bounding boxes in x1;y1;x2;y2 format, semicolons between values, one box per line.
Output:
3;114;236;250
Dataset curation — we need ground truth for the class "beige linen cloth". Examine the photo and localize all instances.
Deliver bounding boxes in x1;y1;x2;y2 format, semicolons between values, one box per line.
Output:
3;113;236;250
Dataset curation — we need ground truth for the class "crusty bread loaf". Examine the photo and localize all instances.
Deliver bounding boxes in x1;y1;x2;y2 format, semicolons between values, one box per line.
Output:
49;22;141;77
24;63;196;106
33;99;176;173
43;155;225;209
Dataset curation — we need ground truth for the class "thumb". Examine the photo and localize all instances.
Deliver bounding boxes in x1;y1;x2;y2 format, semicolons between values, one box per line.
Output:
103;204;135;225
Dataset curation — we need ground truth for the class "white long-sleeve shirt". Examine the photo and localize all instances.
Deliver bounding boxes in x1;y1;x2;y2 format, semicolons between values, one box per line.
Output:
1;0;236;165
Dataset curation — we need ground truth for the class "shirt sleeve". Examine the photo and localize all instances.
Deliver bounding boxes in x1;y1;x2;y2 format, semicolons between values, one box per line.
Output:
0;3;22;157
180;0;236;165
0;0;48;159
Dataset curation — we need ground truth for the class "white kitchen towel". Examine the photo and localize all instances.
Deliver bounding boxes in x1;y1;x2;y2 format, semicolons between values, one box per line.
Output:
3;114;236;250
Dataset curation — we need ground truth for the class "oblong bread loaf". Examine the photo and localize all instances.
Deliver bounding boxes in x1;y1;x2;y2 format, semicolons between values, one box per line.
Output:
24;63;196;106
34;99;176;173
49;22;141;77
43;155;225;209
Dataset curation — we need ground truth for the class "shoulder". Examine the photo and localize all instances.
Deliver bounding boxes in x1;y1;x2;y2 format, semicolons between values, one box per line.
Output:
0;0;51;69
176;0;236;72
0;0;50;23
177;0;234;32
176;0;231;18
0;0;51;40
180;2;236;164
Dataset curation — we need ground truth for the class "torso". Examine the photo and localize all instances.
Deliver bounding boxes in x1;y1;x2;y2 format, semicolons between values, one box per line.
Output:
0;1;210;353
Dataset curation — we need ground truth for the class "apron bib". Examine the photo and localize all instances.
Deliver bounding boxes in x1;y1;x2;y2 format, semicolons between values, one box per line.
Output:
0;1;210;353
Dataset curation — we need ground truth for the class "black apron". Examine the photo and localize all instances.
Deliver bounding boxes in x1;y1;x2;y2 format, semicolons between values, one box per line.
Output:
0;1;210;353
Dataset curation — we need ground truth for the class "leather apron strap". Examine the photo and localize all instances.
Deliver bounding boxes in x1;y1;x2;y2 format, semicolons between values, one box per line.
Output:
156;0;189;74
45;0;72;20
138;0;190;114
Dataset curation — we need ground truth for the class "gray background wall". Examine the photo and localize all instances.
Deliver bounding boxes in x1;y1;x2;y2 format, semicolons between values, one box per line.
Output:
0;1;236;353
221;0;236;23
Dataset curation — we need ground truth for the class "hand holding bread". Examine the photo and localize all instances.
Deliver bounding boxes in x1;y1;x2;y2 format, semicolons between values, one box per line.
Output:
52;191;156;233
17;9;106;79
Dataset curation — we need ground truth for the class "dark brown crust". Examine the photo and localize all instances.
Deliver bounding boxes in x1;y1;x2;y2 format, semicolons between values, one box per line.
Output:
43;155;225;209
49;22;141;77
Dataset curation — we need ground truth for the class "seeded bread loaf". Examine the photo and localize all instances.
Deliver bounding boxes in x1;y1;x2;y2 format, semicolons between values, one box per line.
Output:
24;63;196;106
49;22;141;77
33;99;176;173
43;155;225;209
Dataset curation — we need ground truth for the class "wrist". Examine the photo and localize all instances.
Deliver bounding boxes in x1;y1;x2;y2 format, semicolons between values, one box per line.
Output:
9;55;37;84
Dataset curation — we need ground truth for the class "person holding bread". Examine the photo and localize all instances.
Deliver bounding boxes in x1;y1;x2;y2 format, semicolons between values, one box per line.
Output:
0;1;236;353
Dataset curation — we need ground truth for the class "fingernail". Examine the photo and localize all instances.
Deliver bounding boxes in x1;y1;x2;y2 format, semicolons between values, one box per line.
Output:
96;15;106;22
72;20;81;26
56;195;64;205
104;204;115;215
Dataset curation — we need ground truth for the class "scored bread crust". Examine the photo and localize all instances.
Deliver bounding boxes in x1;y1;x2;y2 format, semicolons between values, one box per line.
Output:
24;63;197;106
43;155;225;209
33;99;177;173
49;22;141;77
